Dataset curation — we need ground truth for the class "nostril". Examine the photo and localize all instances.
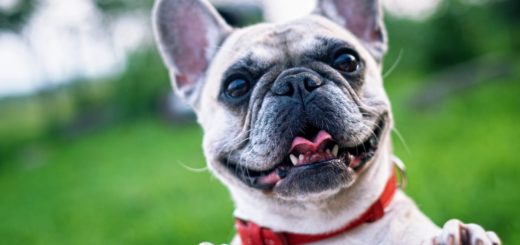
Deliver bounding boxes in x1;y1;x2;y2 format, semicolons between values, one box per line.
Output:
272;69;323;97
273;82;294;96
304;77;322;92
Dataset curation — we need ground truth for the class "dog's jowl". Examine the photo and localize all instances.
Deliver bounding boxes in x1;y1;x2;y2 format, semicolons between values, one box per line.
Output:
153;0;501;244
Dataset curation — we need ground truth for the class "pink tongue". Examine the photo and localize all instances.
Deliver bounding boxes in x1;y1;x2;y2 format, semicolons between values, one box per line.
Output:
289;130;333;154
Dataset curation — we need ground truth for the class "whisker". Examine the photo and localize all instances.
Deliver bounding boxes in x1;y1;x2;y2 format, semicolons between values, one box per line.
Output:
392;127;411;155
358;103;381;119
354;133;367;154
220;128;252;151
383;49;403;78
178;161;208;173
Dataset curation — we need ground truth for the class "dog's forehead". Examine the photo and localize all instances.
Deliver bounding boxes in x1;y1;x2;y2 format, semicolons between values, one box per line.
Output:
224;16;363;63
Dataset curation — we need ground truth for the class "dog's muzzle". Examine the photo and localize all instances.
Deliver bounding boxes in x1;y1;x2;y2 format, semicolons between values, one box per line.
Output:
224;116;387;190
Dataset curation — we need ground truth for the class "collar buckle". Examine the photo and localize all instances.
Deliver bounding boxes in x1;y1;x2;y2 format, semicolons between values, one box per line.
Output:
391;155;407;189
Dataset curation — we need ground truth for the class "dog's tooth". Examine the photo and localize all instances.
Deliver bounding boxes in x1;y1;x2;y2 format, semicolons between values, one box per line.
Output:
289;154;298;165
298;154;304;163
332;145;339;157
326;149;331;155
347;154;354;164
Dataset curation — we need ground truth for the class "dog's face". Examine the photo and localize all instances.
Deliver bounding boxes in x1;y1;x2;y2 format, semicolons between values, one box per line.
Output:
154;0;391;201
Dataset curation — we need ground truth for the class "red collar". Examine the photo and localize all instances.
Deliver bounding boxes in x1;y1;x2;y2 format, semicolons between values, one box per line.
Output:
235;171;398;245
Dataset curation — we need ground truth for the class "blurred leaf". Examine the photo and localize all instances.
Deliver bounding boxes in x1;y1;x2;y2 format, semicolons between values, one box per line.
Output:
93;0;152;15
0;0;38;32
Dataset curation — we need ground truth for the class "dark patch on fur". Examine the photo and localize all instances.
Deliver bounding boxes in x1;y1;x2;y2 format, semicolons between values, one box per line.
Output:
273;159;352;197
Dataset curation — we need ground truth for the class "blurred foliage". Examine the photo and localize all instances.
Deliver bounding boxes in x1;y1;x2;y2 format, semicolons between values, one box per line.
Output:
111;50;170;118
384;0;518;73
93;0;152;15
0;48;170;160
0;0;261;160
217;3;263;27
0;0;37;32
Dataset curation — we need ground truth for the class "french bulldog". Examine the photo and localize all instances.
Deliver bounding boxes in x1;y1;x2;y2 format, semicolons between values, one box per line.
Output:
152;0;501;244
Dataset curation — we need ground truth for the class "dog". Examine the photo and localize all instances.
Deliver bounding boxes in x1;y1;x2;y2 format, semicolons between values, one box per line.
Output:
152;0;501;244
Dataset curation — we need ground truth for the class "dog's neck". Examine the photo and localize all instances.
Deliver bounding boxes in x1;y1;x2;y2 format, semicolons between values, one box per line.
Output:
230;140;393;234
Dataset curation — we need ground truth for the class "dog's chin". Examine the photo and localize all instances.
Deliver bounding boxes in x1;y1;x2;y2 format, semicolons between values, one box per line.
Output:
272;159;357;200
220;117;387;200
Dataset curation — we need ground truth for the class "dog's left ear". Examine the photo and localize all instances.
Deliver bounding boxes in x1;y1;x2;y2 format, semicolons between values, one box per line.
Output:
314;0;387;62
153;0;232;106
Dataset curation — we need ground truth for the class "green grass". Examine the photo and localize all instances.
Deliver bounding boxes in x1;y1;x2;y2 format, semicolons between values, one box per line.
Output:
389;75;520;243
0;97;47;144
0;121;234;245
0;70;519;244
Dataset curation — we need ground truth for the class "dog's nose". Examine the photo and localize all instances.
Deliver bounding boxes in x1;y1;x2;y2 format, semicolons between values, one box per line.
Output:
271;68;323;98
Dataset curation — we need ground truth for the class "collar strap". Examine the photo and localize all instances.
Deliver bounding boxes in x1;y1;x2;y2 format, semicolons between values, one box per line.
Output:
235;171;398;245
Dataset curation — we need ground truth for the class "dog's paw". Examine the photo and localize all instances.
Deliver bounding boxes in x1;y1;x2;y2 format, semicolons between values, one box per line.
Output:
430;219;501;245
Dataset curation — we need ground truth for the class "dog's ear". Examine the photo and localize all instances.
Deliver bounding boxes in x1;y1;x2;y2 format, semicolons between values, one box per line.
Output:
153;0;232;106
314;0;387;62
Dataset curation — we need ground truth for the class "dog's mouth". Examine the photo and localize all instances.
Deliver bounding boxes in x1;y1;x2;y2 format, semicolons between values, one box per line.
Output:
224;117;386;191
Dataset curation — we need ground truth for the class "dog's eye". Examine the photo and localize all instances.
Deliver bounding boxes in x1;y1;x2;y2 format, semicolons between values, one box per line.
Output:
333;50;359;73
225;77;251;98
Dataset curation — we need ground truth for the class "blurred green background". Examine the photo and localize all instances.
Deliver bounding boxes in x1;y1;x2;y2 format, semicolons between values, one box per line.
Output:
0;0;518;244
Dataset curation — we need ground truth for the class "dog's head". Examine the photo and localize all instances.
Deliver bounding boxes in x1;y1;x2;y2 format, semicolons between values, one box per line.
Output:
154;0;392;201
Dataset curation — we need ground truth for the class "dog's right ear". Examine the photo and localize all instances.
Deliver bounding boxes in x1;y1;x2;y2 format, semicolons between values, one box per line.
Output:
153;0;232;106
